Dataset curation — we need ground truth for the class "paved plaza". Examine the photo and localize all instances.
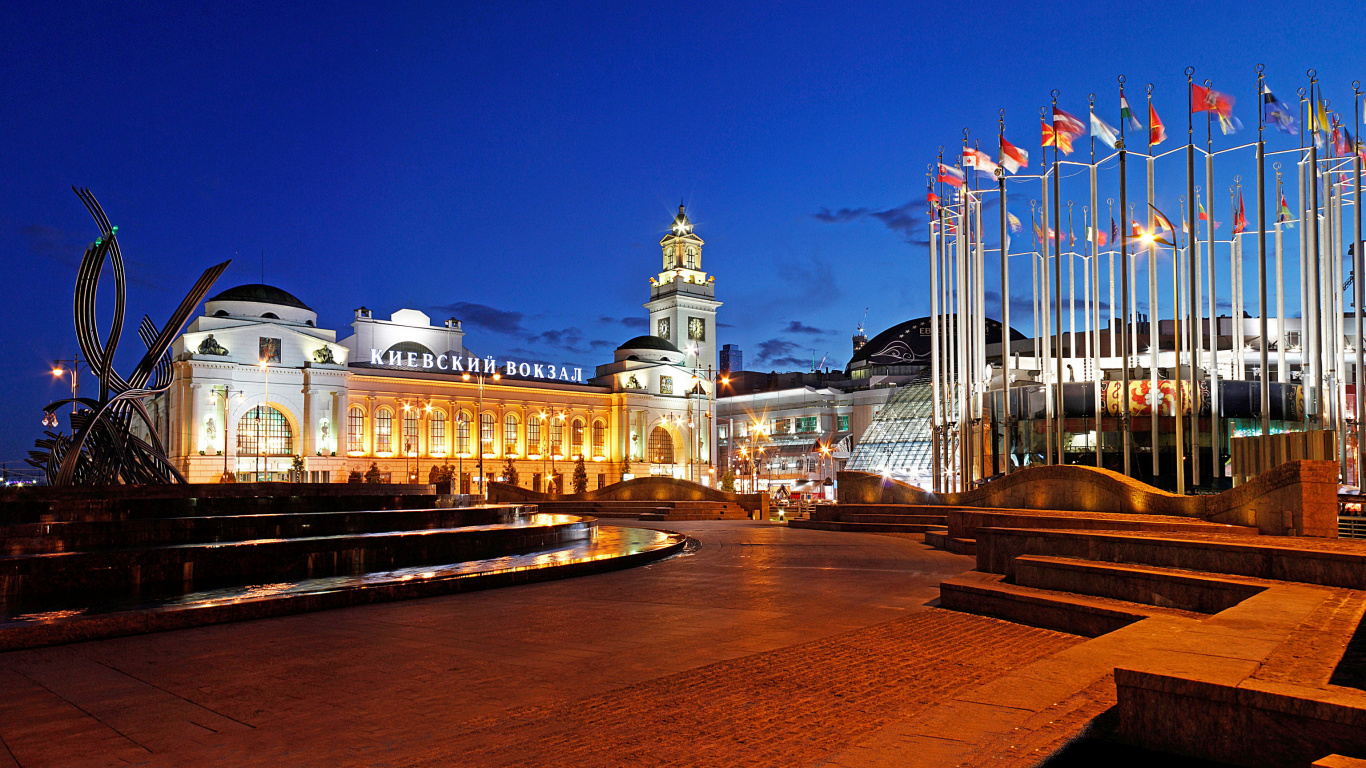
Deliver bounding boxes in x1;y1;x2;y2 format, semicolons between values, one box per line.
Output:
0;521;1089;767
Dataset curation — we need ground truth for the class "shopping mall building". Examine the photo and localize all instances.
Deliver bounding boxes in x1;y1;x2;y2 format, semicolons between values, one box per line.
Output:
147;207;724;491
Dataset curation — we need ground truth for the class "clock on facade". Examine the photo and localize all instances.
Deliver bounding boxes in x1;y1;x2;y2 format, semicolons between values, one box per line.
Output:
687;317;705;341
657;317;671;341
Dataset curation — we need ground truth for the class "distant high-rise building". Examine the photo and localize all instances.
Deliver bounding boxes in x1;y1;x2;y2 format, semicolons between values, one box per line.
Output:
720;344;742;373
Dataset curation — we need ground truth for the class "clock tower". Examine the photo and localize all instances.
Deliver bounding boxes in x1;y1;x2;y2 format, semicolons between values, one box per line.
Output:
647;205;722;373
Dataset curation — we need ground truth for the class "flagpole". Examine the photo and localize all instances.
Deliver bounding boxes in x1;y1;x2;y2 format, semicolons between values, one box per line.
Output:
1147;83;1160;480
1299;90;1310;430
1069;201;1077;388
1274;167;1286;387
1186;67;1202;489
929;165;942;493
1233;183;1245;381
1119;77;1133;477
1355;81;1364;485
1205;80;1220;480
1310;72;1325;430
999;112;1013;475
1257;65;1271;455
1089;93;1102;469
1109;199;1117;361
1174;193;1186;494
1051;91;1065;467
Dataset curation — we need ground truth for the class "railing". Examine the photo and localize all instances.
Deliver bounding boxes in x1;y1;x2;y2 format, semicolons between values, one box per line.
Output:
1339;517;1366;539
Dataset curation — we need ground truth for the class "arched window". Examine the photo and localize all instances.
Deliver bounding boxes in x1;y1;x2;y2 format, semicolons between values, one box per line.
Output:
375;408;393;453
429;410;446;455
402;408;419;455
685;246;697;269
237;405;293;456
571;418;585;458
504;413;519;455
592;419;606;459
347;406;365;453
456;410;471;455
649;426;674;465
550;418;564;457
480;413;495;455
528;414;543;456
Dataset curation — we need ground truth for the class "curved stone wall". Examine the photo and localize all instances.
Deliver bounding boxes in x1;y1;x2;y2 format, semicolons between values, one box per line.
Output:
836;460;1338;537
489;477;765;509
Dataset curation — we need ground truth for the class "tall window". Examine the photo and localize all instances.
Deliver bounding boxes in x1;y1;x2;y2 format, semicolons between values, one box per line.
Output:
347;406;365;453
592;420;606;459
480;413;495;454
402;409;419;455
528;416;543;455
550;419;564;456
375;408;393;453
685;246;697;269
504;414;519;454
837;414;850;432
238;405;293;456
570;419;584;458
648;426;673;464
430;410;446;455
456;410;471;455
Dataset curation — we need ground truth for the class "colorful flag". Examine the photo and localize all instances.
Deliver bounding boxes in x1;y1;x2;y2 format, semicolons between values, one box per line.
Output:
1262;84;1297;135
1149;103;1167;146
1120;95;1143;131
1008;212;1022;232
1042;119;1073;154
1197;198;1208;221
1191;84;1235;117
1000;137;1029;173
1090;110;1121;149
1149;204;1175;234
1131;219;1142;238
1233;193;1247;234
1334;126;1354;157
1041;118;1054;148
1277;191;1292;225
937;163;965;187
1218;113;1243;135
963;147;999;175
1053;106;1086;137
1109;217;1118;245
927;190;941;206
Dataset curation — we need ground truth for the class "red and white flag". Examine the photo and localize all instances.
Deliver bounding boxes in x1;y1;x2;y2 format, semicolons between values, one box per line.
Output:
963;147;999;175
1052;105;1086;137
937;163;965;187
999;137;1029;173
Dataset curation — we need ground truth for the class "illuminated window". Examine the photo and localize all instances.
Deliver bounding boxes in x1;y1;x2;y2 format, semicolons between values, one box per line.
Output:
347;406;365;453
592;420;606;457
685;246;697;269
480;413;495;453
456;410;471;454
571;419;584;457
375;408;392;453
837;414;850;432
504;413;519;453
528;416;542;454
550;419;564;456
430;410;446;454
402;409;419;455
238;405;293;456
648;426;673;464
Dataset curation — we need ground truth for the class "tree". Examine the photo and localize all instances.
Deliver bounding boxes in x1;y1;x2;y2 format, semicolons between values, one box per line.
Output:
291;455;305;481
720;470;736;493
572;456;588;495
428;464;443;484
347;469;363;484
502;456;519;486
364;462;382;484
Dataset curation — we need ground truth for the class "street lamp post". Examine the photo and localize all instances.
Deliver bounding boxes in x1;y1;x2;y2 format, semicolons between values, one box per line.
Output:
51;353;82;414
463;367;501;500
215;384;236;481
257;358;269;482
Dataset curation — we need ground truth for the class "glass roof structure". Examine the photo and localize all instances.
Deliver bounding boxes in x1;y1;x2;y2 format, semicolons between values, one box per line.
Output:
845;374;937;487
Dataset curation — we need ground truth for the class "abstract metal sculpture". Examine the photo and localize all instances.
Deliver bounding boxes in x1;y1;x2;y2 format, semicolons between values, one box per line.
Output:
28;188;230;485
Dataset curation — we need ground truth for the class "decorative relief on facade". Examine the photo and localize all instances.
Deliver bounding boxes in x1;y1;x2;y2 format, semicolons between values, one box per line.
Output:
197;334;229;355
659;375;673;395
312;346;336;364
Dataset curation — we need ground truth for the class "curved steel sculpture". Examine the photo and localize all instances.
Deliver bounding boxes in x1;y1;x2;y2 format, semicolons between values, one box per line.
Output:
28;188;230;485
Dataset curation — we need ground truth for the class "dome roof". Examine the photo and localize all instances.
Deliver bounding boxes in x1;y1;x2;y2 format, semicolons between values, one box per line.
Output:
670;204;693;236
617;334;681;353
207;284;312;311
848;315;1026;368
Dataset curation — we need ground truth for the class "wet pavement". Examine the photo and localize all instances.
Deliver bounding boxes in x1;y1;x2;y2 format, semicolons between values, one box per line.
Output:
0;520;995;767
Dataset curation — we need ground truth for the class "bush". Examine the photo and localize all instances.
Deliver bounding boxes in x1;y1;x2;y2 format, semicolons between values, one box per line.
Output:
502;456;519;486
347;469;363;484
720;470;736;493
572;456;588;495
364;462;382;484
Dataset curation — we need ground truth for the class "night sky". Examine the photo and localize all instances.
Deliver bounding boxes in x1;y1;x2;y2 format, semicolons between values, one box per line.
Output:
2;0;1363;467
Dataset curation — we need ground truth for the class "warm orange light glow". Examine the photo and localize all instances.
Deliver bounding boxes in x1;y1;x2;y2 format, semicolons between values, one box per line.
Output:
462;372;471;381
51;368;63;377
258;359;268;369
493;373;501;380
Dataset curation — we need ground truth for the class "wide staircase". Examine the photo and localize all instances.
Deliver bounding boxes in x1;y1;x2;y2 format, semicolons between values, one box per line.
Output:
789;503;950;535
529;499;747;521
0;501;685;651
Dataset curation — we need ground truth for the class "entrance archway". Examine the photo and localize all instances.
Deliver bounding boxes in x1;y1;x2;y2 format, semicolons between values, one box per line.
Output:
648;426;674;465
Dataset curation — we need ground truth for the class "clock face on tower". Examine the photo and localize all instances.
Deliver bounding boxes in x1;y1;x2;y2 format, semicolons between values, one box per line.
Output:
688;317;705;341
657;318;671;341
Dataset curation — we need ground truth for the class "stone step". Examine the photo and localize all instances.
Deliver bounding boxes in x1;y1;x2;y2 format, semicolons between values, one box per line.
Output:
948;509;1259;540
836;514;948;525
1012;555;1267;614
939;570;1201;637
924;531;975;555
974;527;1366;589
786;519;945;534
0;506;532;556
0;515;594;616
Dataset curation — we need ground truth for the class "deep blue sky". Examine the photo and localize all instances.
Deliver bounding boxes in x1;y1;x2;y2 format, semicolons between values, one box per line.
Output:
2;0;1364;466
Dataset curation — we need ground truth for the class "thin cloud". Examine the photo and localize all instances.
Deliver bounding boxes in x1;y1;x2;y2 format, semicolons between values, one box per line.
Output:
811;207;870;223
433;302;525;335
811;200;931;244
783;320;831;335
